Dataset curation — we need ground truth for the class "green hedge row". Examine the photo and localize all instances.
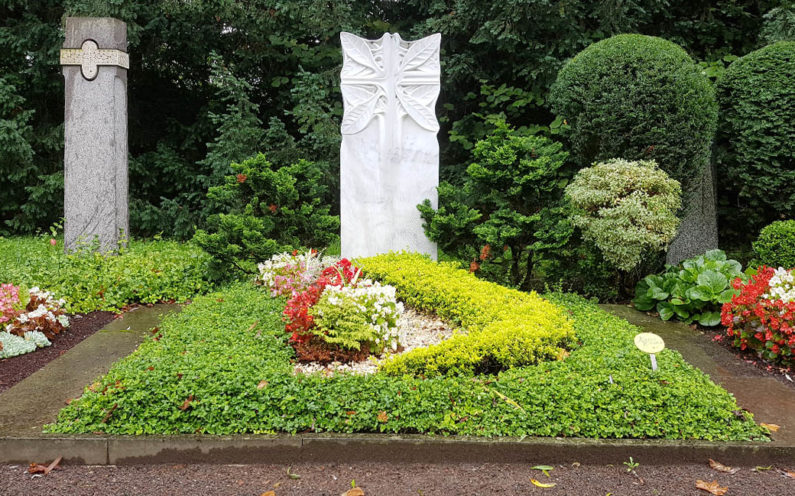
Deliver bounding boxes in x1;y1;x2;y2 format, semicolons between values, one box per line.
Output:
0;237;213;313
48;283;766;441
358;252;575;376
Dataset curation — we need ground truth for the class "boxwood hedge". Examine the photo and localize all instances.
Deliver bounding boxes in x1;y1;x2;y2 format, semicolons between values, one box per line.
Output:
358;253;576;376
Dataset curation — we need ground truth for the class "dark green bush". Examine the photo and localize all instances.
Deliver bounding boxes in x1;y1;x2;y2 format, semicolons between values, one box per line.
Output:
753;220;795;269
192;153;339;280
549;34;717;193
418;120;571;289
716;42;795;237
760;5;795;44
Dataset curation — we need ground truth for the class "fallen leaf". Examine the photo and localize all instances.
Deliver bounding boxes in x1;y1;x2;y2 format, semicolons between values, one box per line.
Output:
571;462;580;467
286;466;300;480
179;395;194;411
27;456;62;475
696;479;728;495
532;465;555;477
377;411;388;423
760;423;780;432
342;489;364;496
273;482;281;488
248;320;259;332
530;479;556;488
753;465;773;472
260;492;276;496
709;459;740;474
257;380;269;390
777;468;795;479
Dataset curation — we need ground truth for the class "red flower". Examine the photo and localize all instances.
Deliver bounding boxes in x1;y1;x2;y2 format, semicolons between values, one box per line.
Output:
269;203;278;213
236;173;247;183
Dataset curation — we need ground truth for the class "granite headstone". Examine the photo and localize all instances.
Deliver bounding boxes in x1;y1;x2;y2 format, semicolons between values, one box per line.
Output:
61;17;129;253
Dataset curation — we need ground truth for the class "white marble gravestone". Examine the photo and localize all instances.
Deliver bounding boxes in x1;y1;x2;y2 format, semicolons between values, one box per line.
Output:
60;17;129;253
339;32;441;259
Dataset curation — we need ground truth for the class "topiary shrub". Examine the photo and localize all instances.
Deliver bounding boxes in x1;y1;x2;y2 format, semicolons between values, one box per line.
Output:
753;220;795;269
193;153;339;280
760;5;795;44
565;159;682;273
549;34;717;193
716;42;795;237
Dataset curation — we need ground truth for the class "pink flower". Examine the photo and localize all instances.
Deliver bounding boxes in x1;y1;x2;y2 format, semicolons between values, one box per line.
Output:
49;238;57;246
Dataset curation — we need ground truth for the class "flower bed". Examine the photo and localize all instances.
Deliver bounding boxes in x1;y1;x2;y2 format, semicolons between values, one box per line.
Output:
48;276;765;440
722;266;795;365
0;286;69;359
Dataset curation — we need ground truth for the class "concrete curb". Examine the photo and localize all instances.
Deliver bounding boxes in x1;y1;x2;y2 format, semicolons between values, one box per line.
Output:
1;433;790;466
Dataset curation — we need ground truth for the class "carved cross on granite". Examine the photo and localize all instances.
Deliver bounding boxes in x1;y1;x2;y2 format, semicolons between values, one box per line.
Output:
60;39;129;80
339;32;441;260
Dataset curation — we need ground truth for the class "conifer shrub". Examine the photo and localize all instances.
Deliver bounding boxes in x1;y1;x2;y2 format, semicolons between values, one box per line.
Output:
193;153;339;280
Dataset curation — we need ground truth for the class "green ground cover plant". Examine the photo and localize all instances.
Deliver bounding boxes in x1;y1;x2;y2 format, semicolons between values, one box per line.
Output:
633;250;745;326
0;237;213;313
48;281;766;441
358;253;575;376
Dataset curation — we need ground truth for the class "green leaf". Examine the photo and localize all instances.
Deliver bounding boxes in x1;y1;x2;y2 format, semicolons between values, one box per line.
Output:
696;312;721;327
657;302;675;321
696;270;728;293
687;286;714;302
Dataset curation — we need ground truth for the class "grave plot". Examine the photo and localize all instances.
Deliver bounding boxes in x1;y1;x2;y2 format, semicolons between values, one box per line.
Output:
46;253;766;441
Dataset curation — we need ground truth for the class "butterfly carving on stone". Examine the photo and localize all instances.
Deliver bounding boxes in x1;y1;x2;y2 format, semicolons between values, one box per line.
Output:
340;32;441;136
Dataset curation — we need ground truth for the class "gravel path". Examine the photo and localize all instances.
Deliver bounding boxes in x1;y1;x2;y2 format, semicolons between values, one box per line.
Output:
2;461;793;495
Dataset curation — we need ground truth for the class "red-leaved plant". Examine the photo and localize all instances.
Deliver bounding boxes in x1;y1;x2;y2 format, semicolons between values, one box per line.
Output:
721;266;795;365
283;258;358;343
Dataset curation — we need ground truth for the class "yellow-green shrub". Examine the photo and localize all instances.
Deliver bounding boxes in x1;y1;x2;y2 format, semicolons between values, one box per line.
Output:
357;252;576;376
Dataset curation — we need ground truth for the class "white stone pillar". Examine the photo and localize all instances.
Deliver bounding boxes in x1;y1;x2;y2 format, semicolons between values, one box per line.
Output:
61;17;129;253
340;32;441;259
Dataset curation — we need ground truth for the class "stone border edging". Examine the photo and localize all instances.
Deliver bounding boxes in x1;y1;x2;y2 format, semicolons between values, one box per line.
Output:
1;433;790;466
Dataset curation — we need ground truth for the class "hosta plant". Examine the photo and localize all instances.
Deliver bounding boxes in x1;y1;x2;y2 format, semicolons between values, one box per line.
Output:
722;266;795;365
633;250;745;326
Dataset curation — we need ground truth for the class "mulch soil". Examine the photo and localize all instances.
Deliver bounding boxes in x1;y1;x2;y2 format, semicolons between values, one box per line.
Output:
292;335;372;363
0;311;115;394
1;461;793;495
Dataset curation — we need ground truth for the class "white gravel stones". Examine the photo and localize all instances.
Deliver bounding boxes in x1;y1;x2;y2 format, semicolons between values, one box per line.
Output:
293;305;461;376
